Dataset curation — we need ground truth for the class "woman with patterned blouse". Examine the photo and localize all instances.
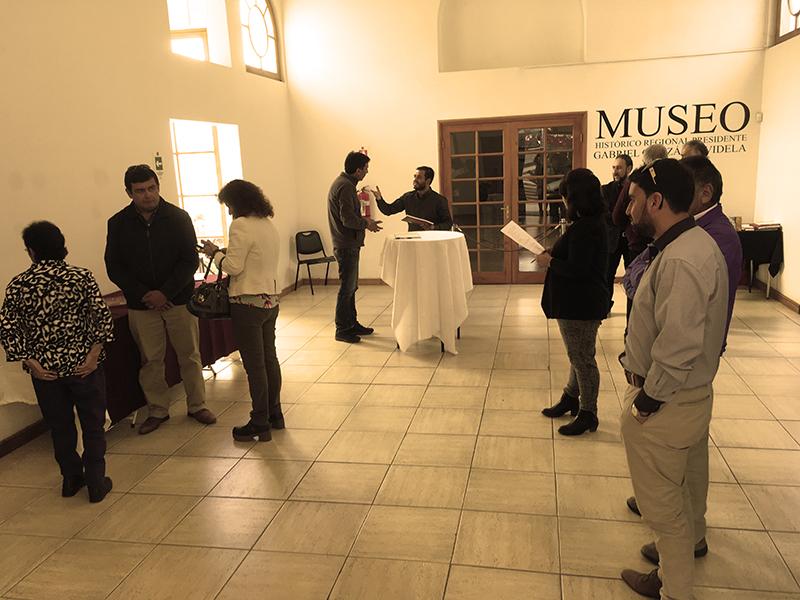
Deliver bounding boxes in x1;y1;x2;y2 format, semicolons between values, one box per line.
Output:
0;222;115;502
201;180;283;442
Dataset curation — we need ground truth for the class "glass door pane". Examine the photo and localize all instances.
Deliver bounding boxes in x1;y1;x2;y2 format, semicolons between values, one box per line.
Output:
512;119;581;283
449;131;479;275
446;128;506;280
516;224;565;273
476;130;505;275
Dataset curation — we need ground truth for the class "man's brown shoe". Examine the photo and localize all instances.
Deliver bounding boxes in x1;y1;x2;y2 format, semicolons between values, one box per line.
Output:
641;538;709;566
138;415;169;435
188;408;217;425
621;568;662;599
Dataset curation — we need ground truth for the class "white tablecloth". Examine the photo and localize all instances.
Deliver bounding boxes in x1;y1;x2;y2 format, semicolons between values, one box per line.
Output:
380;231;473;353
0;350;37;408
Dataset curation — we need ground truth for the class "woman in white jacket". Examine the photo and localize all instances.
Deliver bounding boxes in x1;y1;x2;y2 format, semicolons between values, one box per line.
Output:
201;180;283;442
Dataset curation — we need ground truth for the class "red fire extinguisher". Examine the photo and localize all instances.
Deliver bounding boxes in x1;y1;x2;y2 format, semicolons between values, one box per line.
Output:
358;188;371;218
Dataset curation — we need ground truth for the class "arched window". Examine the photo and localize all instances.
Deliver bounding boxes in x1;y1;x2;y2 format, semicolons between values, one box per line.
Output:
777;0;800;44
240;0;281;79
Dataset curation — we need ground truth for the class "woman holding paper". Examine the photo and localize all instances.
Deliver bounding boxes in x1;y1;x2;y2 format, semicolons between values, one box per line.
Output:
537;169;610;436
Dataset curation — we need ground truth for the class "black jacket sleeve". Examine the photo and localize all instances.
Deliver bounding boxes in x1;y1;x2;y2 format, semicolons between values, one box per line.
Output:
104;217;149;302
612;181;631;228
159;211;199;300
377;194;406;216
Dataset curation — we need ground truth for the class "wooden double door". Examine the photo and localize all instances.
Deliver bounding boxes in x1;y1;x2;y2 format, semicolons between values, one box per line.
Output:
439;113;586;283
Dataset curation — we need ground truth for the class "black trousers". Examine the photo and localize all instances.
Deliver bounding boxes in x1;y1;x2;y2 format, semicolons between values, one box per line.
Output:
230;303;283;427
32;368;107;486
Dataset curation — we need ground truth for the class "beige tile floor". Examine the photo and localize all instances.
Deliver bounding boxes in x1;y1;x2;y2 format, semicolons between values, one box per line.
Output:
0;284;799;599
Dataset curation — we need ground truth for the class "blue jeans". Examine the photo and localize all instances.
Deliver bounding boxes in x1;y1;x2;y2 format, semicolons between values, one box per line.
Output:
334;247;360;333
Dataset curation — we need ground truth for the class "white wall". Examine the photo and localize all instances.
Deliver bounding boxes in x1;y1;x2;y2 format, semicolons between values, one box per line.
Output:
284;0;764;280
0;0;297;295
0;0;297;442
438;0;584;71
754;33;800;300
584;0;768;63
438;0;768;72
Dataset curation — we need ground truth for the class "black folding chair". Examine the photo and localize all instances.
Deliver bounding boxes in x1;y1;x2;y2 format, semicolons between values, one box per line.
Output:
294;230;336;295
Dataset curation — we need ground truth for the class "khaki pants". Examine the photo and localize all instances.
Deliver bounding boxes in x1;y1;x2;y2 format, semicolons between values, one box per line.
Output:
128;305;206;419
620;383;713;600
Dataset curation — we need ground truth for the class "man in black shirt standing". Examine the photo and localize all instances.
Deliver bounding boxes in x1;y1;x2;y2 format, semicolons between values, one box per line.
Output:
105;164;216;435
373;166;453;231
602;153;633;309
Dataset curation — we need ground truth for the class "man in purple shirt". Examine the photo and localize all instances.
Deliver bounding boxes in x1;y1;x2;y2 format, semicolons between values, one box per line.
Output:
623;157;742;347
682;156;743;347
624;156;743;574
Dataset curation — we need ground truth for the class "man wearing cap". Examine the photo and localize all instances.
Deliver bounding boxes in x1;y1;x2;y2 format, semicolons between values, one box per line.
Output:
622;156;743;575
618;158;729;600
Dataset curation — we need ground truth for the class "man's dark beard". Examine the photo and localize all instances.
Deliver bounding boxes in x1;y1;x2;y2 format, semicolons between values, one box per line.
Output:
631;219;655;239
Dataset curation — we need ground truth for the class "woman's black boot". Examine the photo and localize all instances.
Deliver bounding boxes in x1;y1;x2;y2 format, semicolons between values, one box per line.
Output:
558;410;599;436
542;392;579;418
233;421;272;442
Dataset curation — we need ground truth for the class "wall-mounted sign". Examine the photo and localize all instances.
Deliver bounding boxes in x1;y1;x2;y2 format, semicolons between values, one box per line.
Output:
592;101;752;160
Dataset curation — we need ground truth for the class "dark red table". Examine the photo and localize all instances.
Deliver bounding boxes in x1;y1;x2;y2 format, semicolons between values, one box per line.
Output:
104;292;237;423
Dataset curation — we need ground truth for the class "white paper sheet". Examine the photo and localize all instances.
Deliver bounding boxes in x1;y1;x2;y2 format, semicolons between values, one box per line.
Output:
501;221;546;255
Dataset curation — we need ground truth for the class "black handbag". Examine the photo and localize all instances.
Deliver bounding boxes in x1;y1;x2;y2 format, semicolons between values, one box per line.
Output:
187;257;230;319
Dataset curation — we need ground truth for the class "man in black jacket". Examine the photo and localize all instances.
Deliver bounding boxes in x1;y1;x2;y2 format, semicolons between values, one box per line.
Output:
105;164;216;434
602;153;632;309
327;151;382;343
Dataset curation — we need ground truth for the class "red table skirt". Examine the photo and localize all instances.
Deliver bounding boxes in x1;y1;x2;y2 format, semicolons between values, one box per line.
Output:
104;292;237;423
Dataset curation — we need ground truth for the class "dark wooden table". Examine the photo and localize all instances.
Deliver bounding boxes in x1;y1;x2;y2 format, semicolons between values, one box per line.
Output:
737;229;783;294
104;293;237;423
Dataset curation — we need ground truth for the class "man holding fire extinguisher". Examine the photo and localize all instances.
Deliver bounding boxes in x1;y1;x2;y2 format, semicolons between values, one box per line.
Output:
327;151;383;344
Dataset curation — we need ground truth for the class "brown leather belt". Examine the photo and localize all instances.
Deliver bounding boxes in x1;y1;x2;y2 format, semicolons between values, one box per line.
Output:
624;370;645;387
